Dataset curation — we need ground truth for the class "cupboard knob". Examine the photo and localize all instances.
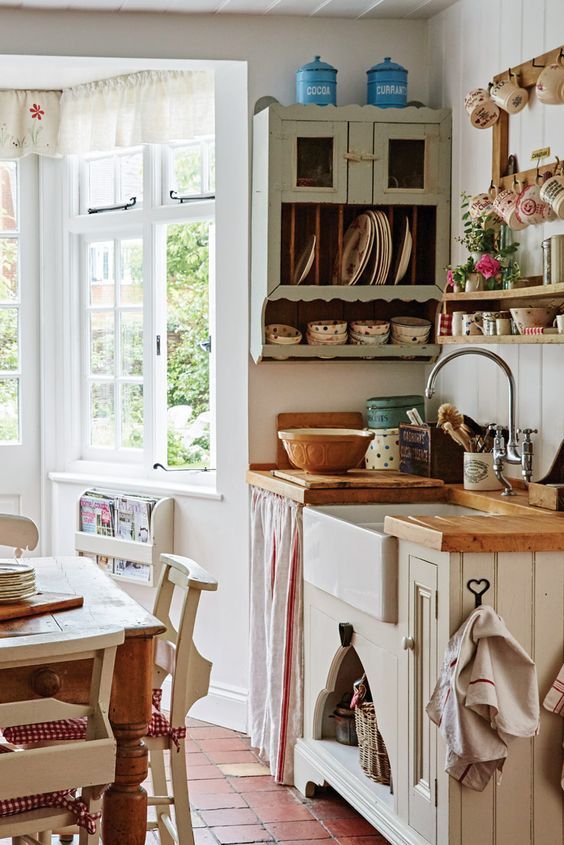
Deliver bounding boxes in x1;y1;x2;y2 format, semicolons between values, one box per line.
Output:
402;636;415;651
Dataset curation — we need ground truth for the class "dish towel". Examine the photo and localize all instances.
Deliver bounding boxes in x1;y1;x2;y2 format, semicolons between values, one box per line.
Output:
426;604;539;791
248;487;303;785
542;663;564;790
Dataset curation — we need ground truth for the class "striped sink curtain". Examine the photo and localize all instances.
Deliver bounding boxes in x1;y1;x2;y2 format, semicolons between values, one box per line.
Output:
248;487;303;785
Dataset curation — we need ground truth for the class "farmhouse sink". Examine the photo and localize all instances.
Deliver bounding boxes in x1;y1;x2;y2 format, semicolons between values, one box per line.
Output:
303;503;488;624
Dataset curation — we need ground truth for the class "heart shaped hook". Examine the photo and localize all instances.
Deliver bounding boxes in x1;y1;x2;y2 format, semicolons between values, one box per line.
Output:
467;578;491;607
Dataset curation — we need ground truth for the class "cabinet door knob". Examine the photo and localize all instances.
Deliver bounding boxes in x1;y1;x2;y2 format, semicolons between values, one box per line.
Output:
402;636;415;651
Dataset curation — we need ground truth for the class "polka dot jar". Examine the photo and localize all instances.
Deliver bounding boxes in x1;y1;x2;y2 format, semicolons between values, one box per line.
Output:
365;428;400;470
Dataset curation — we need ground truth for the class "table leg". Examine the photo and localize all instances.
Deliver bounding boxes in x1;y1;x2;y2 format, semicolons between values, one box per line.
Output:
103;635;154;845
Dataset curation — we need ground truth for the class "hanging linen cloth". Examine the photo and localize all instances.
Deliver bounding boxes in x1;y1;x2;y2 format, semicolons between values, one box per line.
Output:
426;604;539;791
58;70;214;155
0;90;60;157
248;487;303;785
543;663;564;790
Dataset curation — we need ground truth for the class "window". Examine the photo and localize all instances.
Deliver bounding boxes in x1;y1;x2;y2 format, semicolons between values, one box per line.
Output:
70;143;215;474
0;162;19;443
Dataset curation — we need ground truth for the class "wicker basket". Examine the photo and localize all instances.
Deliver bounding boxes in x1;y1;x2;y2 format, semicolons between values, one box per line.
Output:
354;699;391;785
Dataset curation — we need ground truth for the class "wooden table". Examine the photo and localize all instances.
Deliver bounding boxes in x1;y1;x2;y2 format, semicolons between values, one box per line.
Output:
0;557;166;845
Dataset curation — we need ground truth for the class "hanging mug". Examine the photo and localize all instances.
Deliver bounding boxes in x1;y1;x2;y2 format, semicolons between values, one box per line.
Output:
490;75;528;114
536;56;564;104
492;183;528;230
464;88;500;129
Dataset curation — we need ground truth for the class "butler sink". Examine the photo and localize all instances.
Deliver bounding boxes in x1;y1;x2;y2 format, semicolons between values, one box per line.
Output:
303;503;487;624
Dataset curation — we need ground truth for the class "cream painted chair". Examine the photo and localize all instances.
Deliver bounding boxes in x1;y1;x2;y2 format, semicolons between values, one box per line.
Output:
146;554;218;845
0;625;124;845
0;513;39;557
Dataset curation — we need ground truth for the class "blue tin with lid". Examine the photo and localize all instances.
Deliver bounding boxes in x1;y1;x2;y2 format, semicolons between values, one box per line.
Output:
367;57;408;108
296;55;337;106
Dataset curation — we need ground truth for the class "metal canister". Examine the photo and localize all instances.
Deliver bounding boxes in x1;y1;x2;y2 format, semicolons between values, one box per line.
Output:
366;57;408;108
296;56;337;106
542;237;551;285
550;234;564;284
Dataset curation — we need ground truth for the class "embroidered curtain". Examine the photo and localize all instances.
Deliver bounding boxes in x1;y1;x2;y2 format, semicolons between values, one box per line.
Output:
0;70;214;158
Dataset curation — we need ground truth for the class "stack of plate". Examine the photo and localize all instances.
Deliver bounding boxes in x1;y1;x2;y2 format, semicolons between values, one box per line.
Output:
265;324;302;345
332;211;403;286
390;316;432;345
306;320;348;346
349;320;390;345
0;561;36;603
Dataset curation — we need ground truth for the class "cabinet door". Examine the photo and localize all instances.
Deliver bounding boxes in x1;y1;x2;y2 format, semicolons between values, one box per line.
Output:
279;120;348;203
373;123;441;204
408;555;438;845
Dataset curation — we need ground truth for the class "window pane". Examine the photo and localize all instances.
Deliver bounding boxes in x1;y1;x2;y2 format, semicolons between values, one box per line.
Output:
89;241;114;306
90;312;114;376
0;378;18;442
207;141;215;193
166;221;210;468
0;238;18;302
388;139;425;189
120;239;143;305
90;382;115;448
121;383;143;449
296;137;333;188
174;145;202;195
0;309;18;371
88;157;115;209
119;152;143;205
120;311;143;377
0;163;17;232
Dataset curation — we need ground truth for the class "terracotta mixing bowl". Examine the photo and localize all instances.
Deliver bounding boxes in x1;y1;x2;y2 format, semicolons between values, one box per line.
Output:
278;428;375;474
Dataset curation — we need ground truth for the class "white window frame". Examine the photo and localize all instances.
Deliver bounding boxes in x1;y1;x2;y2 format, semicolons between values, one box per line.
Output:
0;161;21;444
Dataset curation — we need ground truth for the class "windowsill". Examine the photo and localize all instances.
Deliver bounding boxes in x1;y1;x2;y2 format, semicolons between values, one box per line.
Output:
48;471;223;501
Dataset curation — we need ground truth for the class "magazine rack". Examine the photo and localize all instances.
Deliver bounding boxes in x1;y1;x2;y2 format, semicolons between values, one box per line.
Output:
74;489;174;587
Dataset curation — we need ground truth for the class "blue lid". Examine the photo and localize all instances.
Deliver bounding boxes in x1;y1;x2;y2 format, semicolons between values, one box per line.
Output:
367;56;407;74
298;55;337;74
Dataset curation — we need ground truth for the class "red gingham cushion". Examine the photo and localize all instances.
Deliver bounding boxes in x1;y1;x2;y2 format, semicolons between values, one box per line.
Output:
3;690;187;750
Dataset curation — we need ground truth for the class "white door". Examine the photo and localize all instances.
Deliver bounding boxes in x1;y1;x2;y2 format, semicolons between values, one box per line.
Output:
0;156;41;547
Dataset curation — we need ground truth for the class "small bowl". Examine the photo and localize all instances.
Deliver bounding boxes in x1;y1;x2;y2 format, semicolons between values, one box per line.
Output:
349;331;390;345
349;320;390;336
306;333;348;346
308;320;348;336
265;324;302;345
391;316;432;335
278;428;375;474
509;306;558;334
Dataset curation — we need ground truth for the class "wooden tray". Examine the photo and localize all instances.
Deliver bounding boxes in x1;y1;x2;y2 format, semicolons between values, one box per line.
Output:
0;591;84;622
272;468;445;490
277;412;364;468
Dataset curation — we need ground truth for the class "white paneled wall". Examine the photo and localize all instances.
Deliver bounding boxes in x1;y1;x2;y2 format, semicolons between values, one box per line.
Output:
428;0;564;477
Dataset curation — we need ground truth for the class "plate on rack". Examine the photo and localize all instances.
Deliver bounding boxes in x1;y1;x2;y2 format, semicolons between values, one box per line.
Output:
293;235;316;285
375;211;392;285
394;219;412;284
364;211;380;285
333;213;373;285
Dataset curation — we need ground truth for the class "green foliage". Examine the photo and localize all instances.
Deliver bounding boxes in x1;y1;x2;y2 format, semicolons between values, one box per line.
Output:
0;378;18;442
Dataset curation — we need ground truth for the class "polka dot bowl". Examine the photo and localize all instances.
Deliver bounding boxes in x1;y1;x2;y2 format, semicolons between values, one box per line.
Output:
365;428;400;470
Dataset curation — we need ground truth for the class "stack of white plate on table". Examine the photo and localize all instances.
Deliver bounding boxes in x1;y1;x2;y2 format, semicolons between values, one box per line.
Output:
390;316;432;345
306;320;348;346
332;210;411;286
265;324;302;346
0;561;36;603
348;320;390;345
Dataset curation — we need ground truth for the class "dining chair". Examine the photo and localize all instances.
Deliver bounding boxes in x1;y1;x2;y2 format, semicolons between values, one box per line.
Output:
0;513;39;557
146;554;218;845
0;625;124;845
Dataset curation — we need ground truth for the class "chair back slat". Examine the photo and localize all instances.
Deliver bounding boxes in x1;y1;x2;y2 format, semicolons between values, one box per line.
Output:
0;699;91;727
0;514;38;557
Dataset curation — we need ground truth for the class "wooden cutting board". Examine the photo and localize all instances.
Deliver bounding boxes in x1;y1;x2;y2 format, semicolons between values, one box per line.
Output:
0;591;84;622
277;412;364;468
272;468;445;489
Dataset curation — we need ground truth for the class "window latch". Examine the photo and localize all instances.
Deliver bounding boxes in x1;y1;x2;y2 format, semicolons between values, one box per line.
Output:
169;190;215;204
199;336;212;354
87;196;137;214
156;335;161;356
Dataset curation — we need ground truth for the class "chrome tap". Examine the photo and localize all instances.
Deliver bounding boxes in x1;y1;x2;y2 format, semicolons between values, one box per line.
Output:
425;349;536;496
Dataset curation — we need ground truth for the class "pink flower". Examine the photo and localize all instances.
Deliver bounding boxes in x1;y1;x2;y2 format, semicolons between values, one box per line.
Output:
446;269;454;288
29;103;44;120
475;253;501;279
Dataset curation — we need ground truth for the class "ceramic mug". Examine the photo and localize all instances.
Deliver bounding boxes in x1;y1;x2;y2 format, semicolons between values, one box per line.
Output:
463;312;482;336
496;316;512;335
469;191;496;220
539;175;564;218
492;187;528;230
452;311;466;336
515;182;555;225
554;314;564;334
480;311;497;336
490;77;528;114
464;88;500;129
536;60;564;104
463;452;503;491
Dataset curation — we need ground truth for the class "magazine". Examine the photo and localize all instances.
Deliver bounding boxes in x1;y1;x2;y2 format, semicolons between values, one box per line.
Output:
114;559;152;583
115;495;157;543
80;493;115;536
96;554;114;573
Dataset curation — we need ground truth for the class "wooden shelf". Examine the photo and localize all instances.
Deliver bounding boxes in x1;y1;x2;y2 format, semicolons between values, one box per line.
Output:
259;343;440;361
437;334;564;344
268;283;443;303
442;282;564;302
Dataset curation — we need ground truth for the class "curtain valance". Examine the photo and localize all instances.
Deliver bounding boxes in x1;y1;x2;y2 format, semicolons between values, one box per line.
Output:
0;70;214;158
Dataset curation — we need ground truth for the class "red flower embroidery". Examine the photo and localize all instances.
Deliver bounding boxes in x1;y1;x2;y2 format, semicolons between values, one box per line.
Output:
29;103;44;121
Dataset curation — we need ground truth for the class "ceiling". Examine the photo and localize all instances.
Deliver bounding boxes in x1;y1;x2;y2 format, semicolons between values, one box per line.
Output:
0;0;457;18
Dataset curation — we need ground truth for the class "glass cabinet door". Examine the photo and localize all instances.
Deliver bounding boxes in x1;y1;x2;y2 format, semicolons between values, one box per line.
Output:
372;124;440;203
280;121;348;203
